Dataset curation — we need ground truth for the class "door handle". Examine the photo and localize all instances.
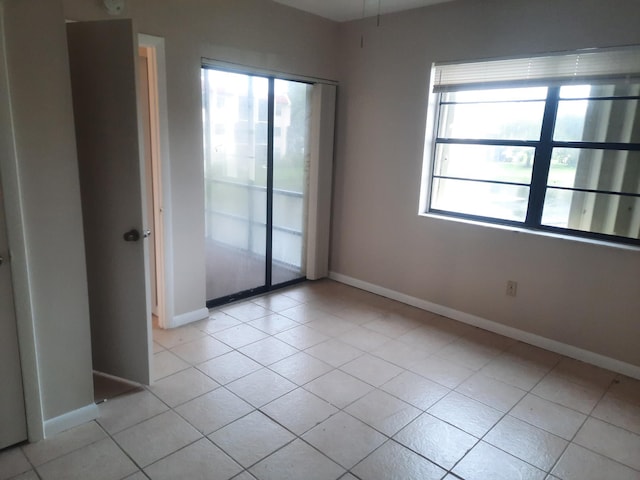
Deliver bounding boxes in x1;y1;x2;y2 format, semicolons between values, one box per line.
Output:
0;255;3;266
123;229;140;242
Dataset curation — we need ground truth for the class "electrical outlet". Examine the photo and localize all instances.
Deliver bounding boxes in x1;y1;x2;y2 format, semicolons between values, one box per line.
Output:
506;280;518;297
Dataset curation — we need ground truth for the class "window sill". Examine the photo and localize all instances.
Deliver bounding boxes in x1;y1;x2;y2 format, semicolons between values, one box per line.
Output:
419;212;640;252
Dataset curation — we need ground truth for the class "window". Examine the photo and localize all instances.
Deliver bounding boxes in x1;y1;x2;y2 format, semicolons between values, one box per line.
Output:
424;47;640;245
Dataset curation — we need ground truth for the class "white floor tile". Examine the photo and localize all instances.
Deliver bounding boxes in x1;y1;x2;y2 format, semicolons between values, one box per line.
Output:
304;369;374;408
453;441;546;480
251;294;300;313
248;314;300;334
0;448;31;480
409;355;474;389
371;340;430;369
226;368;296;407
352;440;446;480
532;373;606;414
261;387;338;435
145;438;242;480
484;415;567;471
393;413;477;469
427;391;502;437
36;437;137;480
574;417;640;470
9;471;39;480
592;390;640;435
268;351;334;385
305;339;363;367
380;370;449;410
149;367;219;407
552;443;640;480
238;337;299;366
3;280;631;480
175;387;254;435
209;411;295;467
345;389;421;436
169;335;232;364
197;351;262;385
153;350;190;381
249;439;344;480
113;411;201;467
511;394;586;440
274;325;330;349
212;324;269;349
302;412;386;469
222;302;272;322
338;326;390;351
97;389;169;434
456;372;527;412
339;354;403;387
153;325;207;349
22;421;106;466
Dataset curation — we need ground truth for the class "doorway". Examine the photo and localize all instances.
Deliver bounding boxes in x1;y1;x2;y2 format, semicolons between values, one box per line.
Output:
138;41;166;328
202;68;313;306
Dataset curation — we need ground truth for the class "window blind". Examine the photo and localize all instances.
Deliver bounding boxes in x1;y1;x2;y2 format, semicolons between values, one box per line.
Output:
432;46;640;92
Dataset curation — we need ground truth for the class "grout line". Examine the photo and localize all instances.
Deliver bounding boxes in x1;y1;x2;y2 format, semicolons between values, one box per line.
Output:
16;280;635;480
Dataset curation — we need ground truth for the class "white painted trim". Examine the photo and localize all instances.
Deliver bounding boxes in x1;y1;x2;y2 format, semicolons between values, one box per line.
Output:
306;84;336;280
167;307;209;329
43;403;98;439
138;33;173;330
0;5;44;442
329;271;640;380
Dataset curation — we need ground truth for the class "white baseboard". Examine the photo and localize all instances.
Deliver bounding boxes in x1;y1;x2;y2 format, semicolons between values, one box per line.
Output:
167;307;209;329
329;271;640;380
43;403;99;438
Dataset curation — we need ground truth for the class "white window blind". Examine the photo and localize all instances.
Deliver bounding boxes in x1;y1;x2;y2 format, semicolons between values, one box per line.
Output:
432;46;640;92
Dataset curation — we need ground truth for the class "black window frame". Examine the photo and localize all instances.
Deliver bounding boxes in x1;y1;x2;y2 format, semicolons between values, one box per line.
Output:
427;83;640;246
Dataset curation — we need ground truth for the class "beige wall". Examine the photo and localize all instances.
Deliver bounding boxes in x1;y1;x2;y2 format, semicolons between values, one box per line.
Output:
7;0;638;429
2;0;94;420
1;0;337;431
63;0;339;317
332;0;640;367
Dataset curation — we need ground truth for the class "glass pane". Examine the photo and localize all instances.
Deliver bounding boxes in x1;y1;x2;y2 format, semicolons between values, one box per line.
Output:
272;79;311;284
542;189;640;239
203;69;268;300
560;83;640;99
555;98;640;143
444;87;548;103
548;148;640;194
430;178;529;221
438;102;545;140
434;144;534;184
439;87;546;141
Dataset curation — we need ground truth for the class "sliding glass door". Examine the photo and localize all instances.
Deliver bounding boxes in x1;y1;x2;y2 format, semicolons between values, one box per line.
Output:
202;68;311;305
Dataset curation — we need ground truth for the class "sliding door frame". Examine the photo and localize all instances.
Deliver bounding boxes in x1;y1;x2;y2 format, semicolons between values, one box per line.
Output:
202;61;334;308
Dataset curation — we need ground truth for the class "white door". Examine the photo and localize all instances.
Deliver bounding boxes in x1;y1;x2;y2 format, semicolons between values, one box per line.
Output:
0;177;27;449
67;20;152;385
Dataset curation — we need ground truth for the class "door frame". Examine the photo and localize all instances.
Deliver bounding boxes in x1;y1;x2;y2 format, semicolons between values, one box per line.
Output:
138;34;173;330
0;5;45;442
201;60;337;307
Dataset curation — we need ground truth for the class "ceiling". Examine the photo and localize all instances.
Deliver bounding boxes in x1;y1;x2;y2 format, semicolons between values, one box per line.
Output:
272;0;456;22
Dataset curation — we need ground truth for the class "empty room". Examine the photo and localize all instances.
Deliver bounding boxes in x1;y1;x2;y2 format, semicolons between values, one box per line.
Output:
0;0;639;479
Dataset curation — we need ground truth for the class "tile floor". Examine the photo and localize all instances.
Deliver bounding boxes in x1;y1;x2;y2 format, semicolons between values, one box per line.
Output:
2;279;640;480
